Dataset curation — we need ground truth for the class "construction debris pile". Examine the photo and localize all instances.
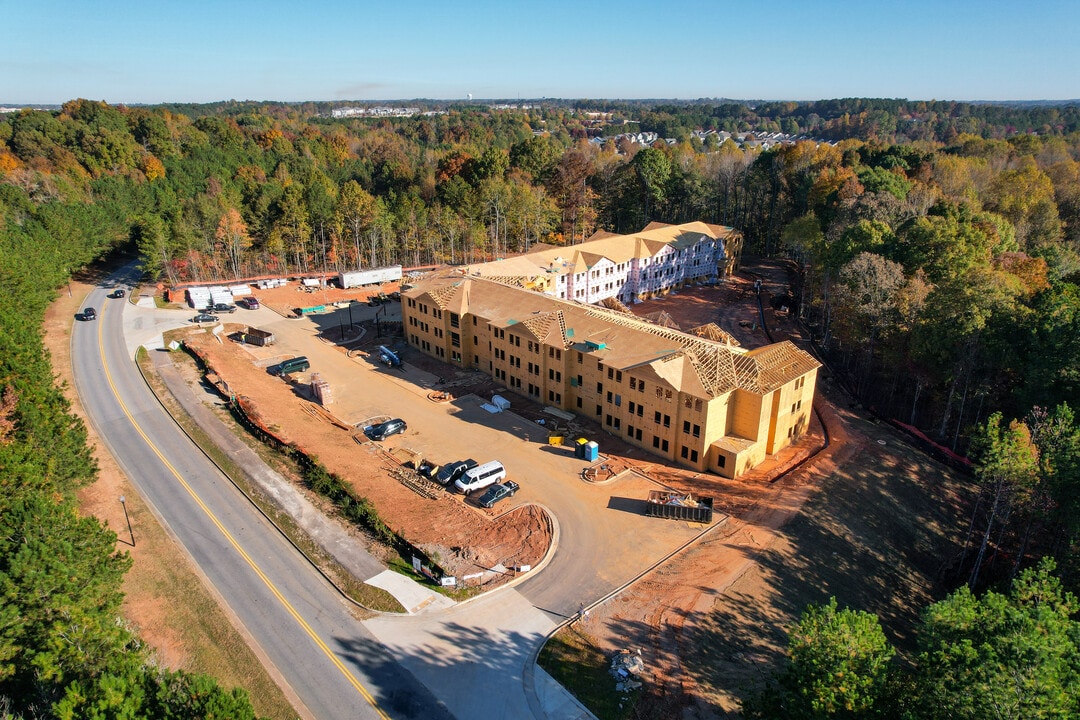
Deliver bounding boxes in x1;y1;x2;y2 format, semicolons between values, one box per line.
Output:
610;649;645;693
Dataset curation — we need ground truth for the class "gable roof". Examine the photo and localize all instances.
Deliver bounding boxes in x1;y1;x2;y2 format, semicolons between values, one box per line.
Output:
404;276;819;399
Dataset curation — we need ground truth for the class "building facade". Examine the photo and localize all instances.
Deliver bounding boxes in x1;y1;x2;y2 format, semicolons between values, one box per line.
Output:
402;274;819;479
463;221;743;305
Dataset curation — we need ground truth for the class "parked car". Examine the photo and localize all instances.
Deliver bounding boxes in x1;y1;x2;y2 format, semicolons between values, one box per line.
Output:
476;481;520;508
454;460;506;494
268;356;309;376
364;418;407;441
434;459;478;486
237;297;260;309
81;307;97;320
108;288;125;299
210;302;236;313
191;313;219;323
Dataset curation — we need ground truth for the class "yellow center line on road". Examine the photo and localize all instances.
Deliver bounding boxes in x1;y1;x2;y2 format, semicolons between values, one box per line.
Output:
95;306;390;720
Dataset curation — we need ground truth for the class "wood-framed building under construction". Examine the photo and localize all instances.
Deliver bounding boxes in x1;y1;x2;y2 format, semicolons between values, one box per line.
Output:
401;273;820;478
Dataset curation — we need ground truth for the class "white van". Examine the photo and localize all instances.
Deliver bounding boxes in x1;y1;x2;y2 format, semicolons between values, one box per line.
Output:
455;460;506;493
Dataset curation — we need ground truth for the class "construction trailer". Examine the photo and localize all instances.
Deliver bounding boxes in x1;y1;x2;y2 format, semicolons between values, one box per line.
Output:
338;265;403;289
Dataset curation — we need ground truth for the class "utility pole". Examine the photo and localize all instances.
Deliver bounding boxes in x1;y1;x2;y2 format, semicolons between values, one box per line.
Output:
119;495;135;546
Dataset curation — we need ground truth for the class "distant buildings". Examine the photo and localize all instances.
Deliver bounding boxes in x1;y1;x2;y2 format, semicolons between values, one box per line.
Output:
331;106;423;118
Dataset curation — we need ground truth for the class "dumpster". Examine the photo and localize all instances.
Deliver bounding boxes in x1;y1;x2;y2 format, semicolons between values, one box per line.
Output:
645;490;714;523
584;440;599;461
548;433;565;447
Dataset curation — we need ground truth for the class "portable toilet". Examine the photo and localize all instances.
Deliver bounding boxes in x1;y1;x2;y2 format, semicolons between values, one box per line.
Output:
584;441;599;462
574;437;589;459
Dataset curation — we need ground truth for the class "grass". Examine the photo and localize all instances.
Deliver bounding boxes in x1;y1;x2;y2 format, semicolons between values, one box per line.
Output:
538;626;639;720
139;345;407;614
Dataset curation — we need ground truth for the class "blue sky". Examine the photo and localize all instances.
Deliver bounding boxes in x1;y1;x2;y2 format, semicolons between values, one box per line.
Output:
3;0;1078;104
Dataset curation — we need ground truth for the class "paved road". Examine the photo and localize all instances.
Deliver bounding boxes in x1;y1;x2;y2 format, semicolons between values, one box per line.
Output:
71;280;452;720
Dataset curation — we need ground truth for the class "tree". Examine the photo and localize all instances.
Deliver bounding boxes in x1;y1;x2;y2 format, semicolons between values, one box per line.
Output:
131;214;175;283
967;413;1039;588
214;208;251;280
335;180;376;268
913;559;1080;720
743;598;895;719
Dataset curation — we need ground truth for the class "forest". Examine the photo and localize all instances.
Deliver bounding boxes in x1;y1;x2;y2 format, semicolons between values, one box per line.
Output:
1;96;1079;717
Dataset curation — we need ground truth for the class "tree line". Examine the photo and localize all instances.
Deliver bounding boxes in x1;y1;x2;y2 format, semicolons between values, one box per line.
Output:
0;110;260;716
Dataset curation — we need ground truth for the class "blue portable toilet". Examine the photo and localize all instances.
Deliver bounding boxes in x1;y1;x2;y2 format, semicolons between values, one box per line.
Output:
584;441;599;462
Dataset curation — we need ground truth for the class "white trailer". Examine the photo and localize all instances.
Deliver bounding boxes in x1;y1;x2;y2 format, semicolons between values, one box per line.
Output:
338;265;403;289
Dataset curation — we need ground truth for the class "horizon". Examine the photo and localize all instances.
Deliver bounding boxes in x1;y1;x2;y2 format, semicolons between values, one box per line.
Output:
3;96;1079;110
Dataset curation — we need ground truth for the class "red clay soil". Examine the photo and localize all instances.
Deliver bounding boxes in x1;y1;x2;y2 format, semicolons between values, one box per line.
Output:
180;328;550;582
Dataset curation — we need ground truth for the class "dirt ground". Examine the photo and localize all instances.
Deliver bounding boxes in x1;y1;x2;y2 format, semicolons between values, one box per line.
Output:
179;325;552;581
566;260;973;718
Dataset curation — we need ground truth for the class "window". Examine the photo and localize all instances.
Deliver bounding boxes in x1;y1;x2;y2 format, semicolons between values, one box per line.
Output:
636;404;643;417
576;397;583;408
683;421;691;434
662;439;669;452
681;446;689;459
577;375;583;387
634;428;642;441
654;411;662;424
788;426;794;438
653;436;661;448
474;336;478;345
597;382;603;393
596;405;602;416
606;391;613;403
627;424;634;437
629;401;636;414
630;377;637;390
639;381;645;394
451;350;461;362
695;399;702;411
606;414;613;427
792;403;797;414
577;352;583;364
451;332;461;347
717;455;726;468
665;389;672;401
616;370;623;382
663;415;671;428
684;397;693;409
614;394;621;407
607;367;614;380
614;417;620;429
450;312;460;328
656;387;663;398
693;424;701;438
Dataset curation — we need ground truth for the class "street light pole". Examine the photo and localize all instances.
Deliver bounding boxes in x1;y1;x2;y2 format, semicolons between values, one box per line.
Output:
119;495;135;547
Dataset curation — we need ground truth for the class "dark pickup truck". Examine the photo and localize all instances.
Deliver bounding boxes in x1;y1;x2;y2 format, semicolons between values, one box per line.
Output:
645;490;714;523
